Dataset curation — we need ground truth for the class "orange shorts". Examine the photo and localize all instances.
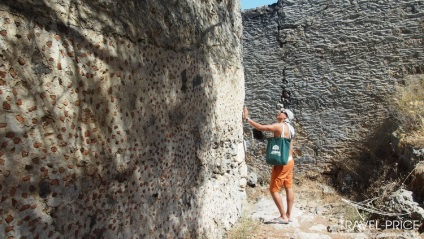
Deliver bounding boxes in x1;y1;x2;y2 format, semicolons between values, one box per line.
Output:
269;159;294;192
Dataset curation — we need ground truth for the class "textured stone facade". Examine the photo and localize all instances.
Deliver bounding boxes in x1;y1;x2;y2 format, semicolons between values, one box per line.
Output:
243;0;424;168
0;0;245;238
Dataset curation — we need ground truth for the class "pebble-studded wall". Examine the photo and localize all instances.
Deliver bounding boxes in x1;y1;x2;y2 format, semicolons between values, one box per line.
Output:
0;0;246;238
242;0;424;172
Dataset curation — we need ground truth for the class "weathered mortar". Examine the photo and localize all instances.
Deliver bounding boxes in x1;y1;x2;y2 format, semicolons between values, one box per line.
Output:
0;0;246;238
242;0;424;170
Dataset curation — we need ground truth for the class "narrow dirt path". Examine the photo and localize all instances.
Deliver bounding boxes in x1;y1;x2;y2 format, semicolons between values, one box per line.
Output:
228;178;424;239
248;195;365;239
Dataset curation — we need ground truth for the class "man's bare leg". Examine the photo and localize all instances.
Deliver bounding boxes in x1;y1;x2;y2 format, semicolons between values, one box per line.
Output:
271;192;289;221
285;187;294;220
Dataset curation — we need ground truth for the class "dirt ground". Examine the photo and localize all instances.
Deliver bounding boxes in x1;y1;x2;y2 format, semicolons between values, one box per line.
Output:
227;176;424;239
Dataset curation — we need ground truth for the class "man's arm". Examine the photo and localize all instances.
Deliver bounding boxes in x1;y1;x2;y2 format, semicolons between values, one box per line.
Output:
243;106;280;132
245;118;279;132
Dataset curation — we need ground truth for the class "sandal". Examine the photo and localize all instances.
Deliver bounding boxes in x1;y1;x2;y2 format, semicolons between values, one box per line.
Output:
265;217;289;224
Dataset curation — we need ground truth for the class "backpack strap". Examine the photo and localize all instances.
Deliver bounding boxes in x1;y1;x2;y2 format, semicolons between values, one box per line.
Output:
275;122;288;138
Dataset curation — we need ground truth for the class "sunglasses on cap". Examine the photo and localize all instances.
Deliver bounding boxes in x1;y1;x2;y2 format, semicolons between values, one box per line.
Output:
279;110;288;116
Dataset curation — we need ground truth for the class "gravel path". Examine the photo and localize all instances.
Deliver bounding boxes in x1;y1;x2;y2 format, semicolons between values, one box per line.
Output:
243;187;424;239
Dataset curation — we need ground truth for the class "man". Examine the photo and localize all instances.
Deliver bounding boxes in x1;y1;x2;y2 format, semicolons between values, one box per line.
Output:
243;106;295;224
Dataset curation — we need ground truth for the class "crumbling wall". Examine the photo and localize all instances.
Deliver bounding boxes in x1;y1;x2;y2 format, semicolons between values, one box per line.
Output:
0;0;246;238
242;0;424;169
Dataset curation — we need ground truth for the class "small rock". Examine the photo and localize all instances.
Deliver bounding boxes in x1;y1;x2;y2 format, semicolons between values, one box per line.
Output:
247;172;257;187
327;224;339;232
320;184;335;194
18;57;26;65
239;178;247;188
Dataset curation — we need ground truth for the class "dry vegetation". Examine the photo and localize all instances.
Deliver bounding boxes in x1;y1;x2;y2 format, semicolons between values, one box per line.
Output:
330;74;424;201
393;74;424;147
226;204;259;239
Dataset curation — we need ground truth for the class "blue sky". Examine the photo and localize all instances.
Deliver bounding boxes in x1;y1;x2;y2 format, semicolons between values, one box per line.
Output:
241;0;277;10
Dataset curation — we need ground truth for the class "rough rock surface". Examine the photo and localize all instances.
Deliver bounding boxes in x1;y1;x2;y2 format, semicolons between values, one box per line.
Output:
382;189;424;221
242;0;424;166
0;0;245;238
411;163;424;200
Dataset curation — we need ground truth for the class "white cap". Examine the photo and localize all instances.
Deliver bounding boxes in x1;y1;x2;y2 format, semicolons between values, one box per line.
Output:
281;108;294;121
277;104;294;121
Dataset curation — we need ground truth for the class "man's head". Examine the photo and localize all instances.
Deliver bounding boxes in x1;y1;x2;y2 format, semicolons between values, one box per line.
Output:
277;108;294;122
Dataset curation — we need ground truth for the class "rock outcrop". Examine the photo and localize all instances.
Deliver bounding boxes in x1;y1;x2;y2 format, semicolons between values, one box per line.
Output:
0;0;245;238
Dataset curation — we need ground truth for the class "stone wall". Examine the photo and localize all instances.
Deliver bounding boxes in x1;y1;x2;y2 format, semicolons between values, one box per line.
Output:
0;0;245;238
242;0;424;168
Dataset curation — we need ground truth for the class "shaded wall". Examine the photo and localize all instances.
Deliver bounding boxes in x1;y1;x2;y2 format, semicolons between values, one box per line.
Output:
0;0;246;238
242;0;424;170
